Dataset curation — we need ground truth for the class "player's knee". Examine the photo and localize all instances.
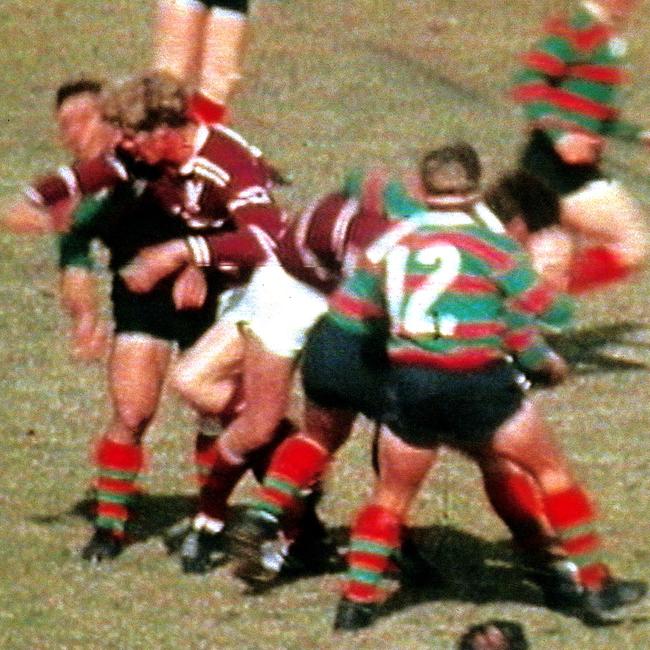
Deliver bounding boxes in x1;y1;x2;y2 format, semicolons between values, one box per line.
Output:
170;360;200;401
113;402;155;436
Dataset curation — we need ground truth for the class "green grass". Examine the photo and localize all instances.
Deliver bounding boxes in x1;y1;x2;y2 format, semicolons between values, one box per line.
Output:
1;1;649;647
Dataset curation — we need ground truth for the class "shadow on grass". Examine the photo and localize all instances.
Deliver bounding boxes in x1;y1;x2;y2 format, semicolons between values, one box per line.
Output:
29;492;197;550
548;321;650;374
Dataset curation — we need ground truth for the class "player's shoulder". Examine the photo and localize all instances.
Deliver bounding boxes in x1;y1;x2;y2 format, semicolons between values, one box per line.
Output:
204;124;263;159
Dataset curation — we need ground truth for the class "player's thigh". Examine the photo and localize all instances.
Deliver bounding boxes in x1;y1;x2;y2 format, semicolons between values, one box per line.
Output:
173;317;244;389
240;326;296;427
108;333;172;425
374;426;438;516
562;180;647;263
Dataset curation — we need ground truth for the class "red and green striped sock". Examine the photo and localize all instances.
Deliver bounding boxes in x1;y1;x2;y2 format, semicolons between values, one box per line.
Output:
544;485;609;589
343;504;402;603
93;438;143;537
249;435;329;519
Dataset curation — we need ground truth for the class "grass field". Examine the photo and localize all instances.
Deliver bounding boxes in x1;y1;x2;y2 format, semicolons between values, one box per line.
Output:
1;1;649;648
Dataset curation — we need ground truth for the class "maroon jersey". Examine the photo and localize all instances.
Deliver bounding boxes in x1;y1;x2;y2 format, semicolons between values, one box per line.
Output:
27;124;286;275
277;191;391;293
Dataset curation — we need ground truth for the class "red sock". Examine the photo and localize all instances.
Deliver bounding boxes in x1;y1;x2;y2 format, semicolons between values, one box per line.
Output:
482;469;551;552
187;92;228;125
251;435;329;518
543;485;608;589
248;418;297;484
93;438;144;536
569;246;632;294
344;504;402;603
198;440;247;522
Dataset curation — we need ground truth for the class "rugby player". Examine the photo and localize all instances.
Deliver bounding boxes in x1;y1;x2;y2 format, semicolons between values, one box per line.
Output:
511;0;649;293
124;146;575;578
7;71;287;562
226;143;646;629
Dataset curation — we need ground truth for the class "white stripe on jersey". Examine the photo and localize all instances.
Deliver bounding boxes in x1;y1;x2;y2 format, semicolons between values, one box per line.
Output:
186;235;212;267
228;186;272;211
331;197;360;262
192;157;231;187
248;224;278;262
57;166;79;197
294;200;335;283
215;124;263;159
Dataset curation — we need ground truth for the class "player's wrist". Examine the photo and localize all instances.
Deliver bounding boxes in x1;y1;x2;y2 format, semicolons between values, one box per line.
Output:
185;235;212;267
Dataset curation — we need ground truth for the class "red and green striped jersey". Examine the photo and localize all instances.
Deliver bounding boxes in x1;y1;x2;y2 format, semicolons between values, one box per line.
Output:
511;3;642;143
328;184;574;373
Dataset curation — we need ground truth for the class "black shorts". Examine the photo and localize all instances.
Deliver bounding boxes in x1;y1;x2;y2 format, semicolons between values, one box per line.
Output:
301;317;389;421
199;0;248;13
519;130;604;196
111;274;219;350
383;361;524;448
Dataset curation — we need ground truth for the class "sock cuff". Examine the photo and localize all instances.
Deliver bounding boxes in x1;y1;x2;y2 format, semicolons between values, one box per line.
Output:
544;485;596;530
266;435;329;486
353;504;402;548
94;439;144;473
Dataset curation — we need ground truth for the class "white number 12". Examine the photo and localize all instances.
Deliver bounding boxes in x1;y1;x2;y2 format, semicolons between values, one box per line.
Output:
385;243;461;336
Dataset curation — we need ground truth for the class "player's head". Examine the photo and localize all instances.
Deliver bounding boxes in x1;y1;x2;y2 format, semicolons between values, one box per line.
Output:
484;171;560;241
55;79;115;160
102;71;193;166
420;142;482;198
457;620;529;650
592;0;641;25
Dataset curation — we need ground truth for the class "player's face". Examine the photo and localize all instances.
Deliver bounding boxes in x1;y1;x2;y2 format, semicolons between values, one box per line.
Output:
123;127;192;167
56;93;108;160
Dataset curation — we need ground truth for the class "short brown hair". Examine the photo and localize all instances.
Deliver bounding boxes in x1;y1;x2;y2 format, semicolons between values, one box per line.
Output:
55;79;102;109
420;142;482;195
101;71;189;132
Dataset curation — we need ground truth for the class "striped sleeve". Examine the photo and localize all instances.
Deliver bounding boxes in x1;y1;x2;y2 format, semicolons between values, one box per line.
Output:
327;256;385;334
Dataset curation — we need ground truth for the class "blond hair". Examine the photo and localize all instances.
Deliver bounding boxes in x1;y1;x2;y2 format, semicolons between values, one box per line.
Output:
101;71;189;132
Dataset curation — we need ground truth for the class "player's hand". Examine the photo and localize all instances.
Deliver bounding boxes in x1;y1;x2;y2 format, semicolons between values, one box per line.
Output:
71;312;110;361
554;132;602;165
172;264;208;310
529;350;569;386
2;200;55;234
60;268;109;361
120;239;190;293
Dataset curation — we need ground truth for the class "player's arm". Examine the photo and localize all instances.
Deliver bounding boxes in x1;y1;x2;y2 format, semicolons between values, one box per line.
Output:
57;196;112;360
495;247;572;383
327;254;385;334
20;154;129;232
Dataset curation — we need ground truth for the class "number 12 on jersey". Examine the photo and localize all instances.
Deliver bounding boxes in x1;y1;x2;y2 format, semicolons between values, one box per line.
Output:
385;242;461;337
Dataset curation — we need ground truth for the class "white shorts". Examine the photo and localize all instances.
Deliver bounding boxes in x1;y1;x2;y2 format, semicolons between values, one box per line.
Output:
220;263;328;358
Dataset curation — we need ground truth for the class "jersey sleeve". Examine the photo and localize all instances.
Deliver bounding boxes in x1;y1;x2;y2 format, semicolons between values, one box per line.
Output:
25;154;128;232
185;131;287;272
495;245;574;371
327;254;385;335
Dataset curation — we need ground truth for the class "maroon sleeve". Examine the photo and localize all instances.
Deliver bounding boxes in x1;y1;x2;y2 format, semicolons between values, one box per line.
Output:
192;129;287;270
26;155;128;207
